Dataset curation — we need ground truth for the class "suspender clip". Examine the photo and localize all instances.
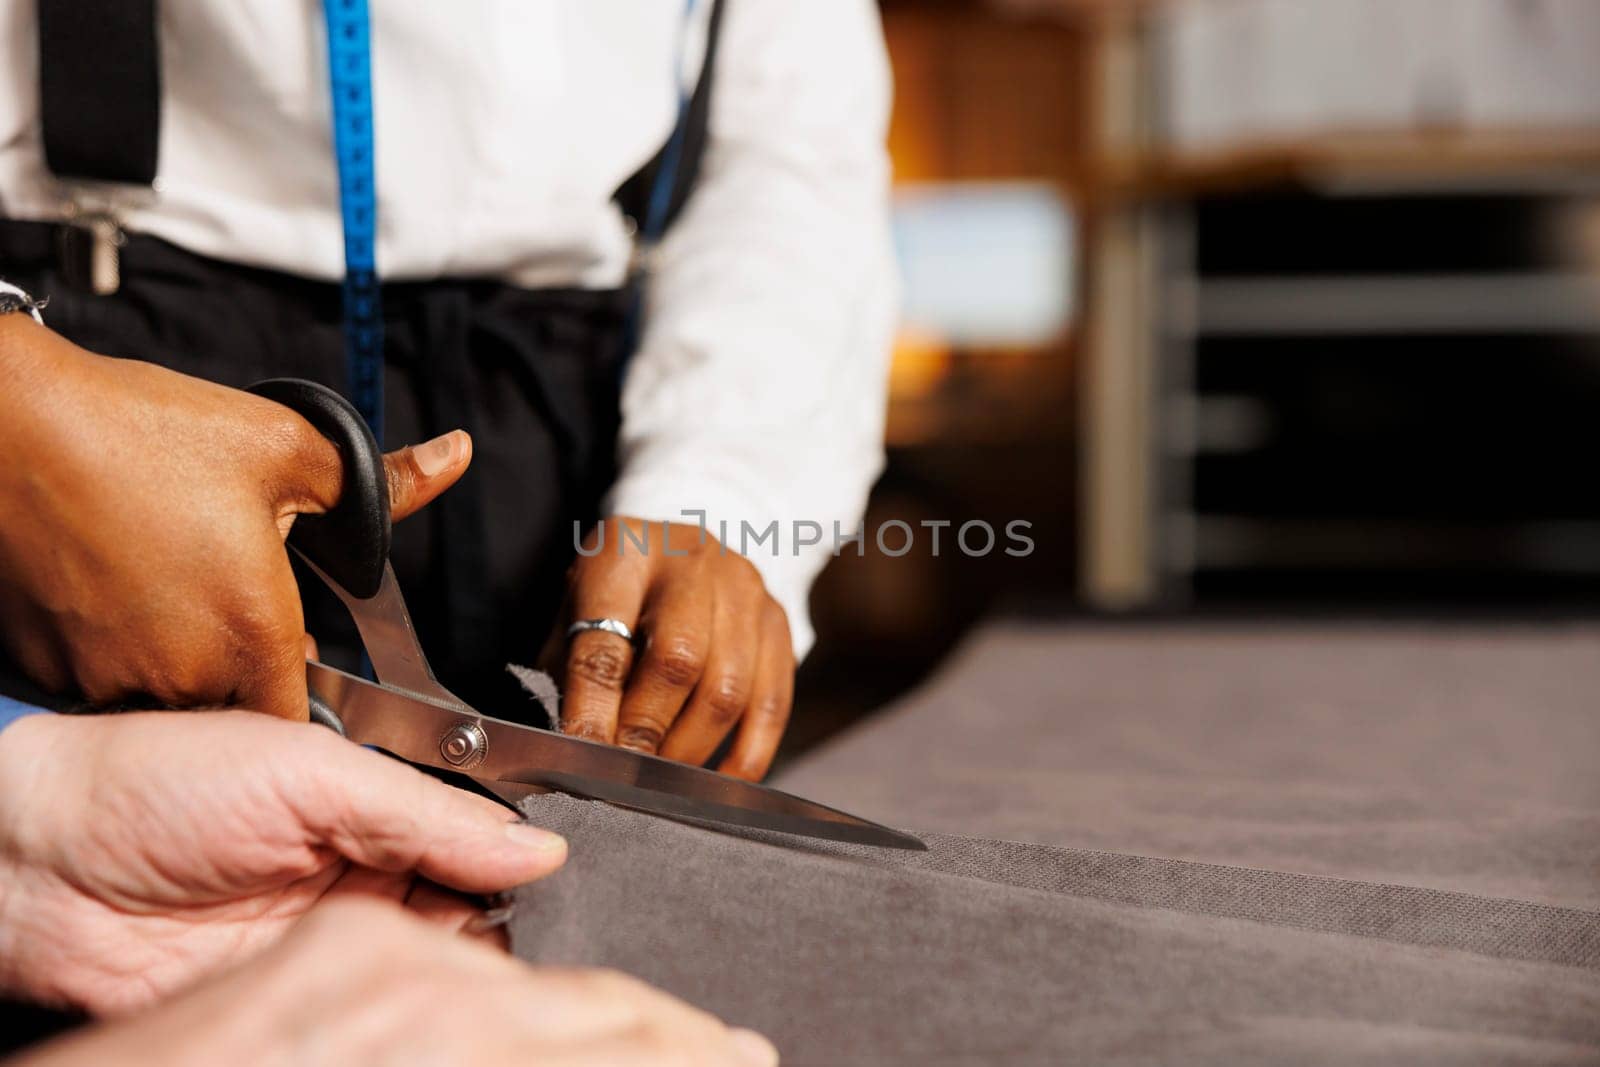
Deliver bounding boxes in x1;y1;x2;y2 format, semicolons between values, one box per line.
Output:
56;210;125;297
621;215;661;282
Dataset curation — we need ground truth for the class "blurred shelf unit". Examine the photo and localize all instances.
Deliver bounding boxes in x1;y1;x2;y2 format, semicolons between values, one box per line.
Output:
1075;0;1600;609
879;6;1089;450
1159;0;1600;157
1164;190;1600;608
886;181;1078;447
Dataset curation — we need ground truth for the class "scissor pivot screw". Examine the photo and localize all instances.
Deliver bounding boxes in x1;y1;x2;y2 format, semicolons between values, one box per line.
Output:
440;721;487;769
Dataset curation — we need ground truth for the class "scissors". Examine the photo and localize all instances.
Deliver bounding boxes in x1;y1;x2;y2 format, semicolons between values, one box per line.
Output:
247;378;923;851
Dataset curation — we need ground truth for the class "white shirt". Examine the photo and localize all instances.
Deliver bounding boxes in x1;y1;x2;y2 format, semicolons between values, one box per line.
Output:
0;0;899;657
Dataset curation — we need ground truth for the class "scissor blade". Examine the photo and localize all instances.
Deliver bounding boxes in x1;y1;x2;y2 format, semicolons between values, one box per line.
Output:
296;552;464;706
307;661;924;850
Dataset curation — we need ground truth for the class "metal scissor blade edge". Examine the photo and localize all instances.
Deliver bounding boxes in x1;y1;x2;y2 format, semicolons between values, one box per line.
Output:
478;718;925;850
307;661;925;850
503;764;927;850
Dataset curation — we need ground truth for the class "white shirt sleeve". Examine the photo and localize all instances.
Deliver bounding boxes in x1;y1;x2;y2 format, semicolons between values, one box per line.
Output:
0;280;45;323
603;0;898;660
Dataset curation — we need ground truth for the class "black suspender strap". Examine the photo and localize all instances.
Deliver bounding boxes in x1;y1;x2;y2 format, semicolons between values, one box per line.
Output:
37;0;162;185
612;0;727;237
34;0;722;225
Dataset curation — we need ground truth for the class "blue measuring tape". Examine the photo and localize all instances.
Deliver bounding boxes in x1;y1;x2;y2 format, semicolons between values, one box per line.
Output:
619;0;700;380
322;0;384;445
642;0;701;243
320;1;698;410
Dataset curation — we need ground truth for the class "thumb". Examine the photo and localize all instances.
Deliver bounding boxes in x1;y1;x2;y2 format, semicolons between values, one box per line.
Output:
271;423;469;530
385;430;472;521
299;736;566;894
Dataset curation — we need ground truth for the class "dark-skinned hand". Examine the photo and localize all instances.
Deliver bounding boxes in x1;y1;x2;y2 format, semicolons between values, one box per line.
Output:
0;315;470;719
549;517;795;781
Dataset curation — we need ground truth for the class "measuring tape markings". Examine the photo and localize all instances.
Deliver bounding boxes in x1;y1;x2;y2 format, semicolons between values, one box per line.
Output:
322;0;384;445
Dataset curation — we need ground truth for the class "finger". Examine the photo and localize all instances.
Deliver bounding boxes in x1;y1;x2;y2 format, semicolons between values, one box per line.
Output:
325;863;415;905
403;879;475;924
559;542;649;742
234;552;315;721
0;599;73;696
716;605;795;781
515;968;744;1048
530;1025;776;1067
535;586;574;676
272;419;469;530
295;736;569;893
658;588;762;767
248;640;313;720
267;405;347;528
405;881;509;950
385;430;472;522
613;580;713;755
304;633;321;662
729;1028;781;1067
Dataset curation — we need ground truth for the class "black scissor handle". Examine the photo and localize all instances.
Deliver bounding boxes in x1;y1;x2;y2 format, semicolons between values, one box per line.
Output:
246;378;391;600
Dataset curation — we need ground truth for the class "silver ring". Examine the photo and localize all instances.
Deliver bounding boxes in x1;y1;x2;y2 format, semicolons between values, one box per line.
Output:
567;617;636;644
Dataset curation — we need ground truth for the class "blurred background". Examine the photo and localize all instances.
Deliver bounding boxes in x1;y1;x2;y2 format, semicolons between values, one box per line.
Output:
786;0;1600;761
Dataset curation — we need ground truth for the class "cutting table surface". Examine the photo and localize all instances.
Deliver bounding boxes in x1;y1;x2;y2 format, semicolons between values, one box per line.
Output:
514;622;1600;1064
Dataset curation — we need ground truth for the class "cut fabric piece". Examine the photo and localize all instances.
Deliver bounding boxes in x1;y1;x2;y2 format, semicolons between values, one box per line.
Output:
510;623;1600;1063
505;663;560;730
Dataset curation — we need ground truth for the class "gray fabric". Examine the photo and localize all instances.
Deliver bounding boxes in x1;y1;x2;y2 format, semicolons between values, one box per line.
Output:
505;663;560;730
778;623;1600;910
511;623;1600;1064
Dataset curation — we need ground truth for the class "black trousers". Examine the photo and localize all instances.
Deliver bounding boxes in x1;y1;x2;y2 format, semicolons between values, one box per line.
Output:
0;220;630;722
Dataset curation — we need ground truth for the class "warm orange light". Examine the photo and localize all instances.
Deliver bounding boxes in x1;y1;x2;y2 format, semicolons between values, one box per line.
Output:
888;328;954;400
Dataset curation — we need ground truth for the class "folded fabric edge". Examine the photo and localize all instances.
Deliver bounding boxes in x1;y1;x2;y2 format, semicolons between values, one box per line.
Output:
517;793;1600;971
